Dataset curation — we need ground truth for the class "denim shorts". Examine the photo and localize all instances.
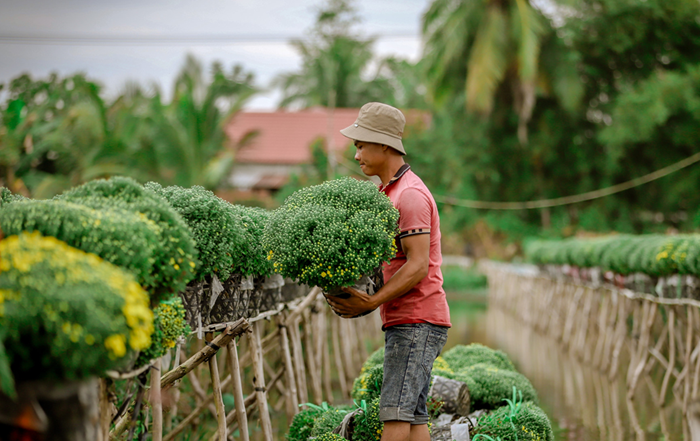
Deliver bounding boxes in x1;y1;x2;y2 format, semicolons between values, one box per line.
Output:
379;323;448;424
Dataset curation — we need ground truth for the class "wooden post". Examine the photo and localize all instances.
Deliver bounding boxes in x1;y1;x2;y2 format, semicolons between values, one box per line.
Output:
627;302;657;398
151;358;163;441
248;323;274;441
331;315;349;398
226;340;249;441
684;306;693;415
161;375;233;441
659;308;676;406
167;342;182;432
161;320;249;390
279;317;299;420
321;309;334;404
207;333;227;441
304;309;323;404
289;317;309;405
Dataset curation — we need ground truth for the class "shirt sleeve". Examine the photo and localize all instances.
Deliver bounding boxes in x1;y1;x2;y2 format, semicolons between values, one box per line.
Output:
396;187;432;239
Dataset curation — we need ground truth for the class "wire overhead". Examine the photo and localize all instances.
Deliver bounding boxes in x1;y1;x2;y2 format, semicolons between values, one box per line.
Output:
0;32;419;46
432;151;700;210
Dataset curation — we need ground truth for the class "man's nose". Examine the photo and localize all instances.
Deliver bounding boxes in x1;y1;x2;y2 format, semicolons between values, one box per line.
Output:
354;150;360;161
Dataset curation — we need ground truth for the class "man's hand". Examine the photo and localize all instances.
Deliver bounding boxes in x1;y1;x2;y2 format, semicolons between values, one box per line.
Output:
325;286;376;318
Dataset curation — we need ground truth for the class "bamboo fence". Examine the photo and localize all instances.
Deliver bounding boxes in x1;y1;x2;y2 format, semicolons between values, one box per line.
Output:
481;261;700;440
106;287;383;441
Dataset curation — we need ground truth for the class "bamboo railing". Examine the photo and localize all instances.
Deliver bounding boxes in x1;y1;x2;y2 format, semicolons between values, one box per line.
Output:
482;261;700;440
107;287;383;441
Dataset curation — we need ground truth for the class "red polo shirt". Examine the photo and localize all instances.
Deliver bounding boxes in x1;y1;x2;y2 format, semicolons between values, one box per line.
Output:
378;164;451;329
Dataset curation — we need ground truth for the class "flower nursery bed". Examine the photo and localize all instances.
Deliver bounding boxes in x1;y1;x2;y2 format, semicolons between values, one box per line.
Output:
526;234;700;299
285;343;555;441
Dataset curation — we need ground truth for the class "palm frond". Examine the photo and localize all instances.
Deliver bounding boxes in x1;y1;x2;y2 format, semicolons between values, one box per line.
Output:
465;6;509;114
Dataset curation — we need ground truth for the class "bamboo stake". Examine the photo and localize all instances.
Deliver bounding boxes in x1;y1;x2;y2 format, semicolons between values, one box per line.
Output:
161;375;232;441
189;365;219;418
289;317;309;404
236;327;280;368
285;287;321;326
248;323;274;441
167;343;182;432
226;340;249;441
659;308;676;406
626;301;645;383
151;358;163;441
207;334;227;441
684;306;693;415
278;318;299;420
304;309;323;404
331;315;349;398
628;302;657;398
693;308;700;399
321;310;333;404
217;368;284;441
608;298;629;380
161;320;249;390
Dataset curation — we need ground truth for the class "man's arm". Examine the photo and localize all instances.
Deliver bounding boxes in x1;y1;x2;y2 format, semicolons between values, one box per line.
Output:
325;233;430;318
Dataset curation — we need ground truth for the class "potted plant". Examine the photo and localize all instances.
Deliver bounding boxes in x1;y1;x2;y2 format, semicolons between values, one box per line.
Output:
264;177;399;317
0;231;153;438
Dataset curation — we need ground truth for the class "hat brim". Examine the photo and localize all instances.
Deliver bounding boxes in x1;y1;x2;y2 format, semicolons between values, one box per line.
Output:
340;124;406;155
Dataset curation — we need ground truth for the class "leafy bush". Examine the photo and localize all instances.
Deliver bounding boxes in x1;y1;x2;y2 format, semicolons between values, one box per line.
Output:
0;187;27;205
57;177;198;300
442;344;516;372
454;363;538;410
310;408;347;437
0;199;160;290
473;401;554;441
441;266;488;293
0;232;153;397
287;408;322;441
136;297;190;366
360;347;385;374
144;183;245;280
264;177;399;291
352;398;383;441
351;365;383;402
525;234;700;277
227;205;274;277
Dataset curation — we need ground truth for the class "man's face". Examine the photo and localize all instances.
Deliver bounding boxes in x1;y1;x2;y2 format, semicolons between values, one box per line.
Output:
353;141;386;176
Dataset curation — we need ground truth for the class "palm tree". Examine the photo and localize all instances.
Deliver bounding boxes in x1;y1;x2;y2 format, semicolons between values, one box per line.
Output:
114;55;258;189
274;0;393;109
422;0;583;144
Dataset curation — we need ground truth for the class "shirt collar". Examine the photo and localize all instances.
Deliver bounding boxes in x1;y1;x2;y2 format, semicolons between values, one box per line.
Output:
380;163;410;192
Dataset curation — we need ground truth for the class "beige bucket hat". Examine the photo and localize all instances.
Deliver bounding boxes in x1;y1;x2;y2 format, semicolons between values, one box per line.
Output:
340;102;406;155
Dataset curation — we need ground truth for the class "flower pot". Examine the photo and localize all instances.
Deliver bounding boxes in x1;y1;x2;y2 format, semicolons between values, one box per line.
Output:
210;273;250;324
259;274;285;312
179;279;210;330
244;276;266;317
323;265;384;318
281;278;311;303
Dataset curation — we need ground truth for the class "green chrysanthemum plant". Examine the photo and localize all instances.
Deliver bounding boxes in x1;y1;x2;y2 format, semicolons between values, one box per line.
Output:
264;178;399;311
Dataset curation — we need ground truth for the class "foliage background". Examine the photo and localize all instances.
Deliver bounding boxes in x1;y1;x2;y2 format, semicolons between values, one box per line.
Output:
2;0;700;257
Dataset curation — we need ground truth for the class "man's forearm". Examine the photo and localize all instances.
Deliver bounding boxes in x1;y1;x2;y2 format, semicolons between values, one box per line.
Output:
368;259;428;310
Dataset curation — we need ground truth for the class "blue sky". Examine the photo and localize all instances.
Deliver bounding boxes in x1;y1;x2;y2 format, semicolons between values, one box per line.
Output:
0;0;428;109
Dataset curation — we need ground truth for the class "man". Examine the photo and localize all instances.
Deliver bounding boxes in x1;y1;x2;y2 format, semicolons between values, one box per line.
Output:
326;102;451;441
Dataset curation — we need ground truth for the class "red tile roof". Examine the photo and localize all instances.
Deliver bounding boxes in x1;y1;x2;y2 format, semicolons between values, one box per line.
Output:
225;108;359;165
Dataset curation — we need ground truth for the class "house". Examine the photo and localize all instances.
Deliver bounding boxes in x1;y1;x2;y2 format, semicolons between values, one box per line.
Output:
224;108;360;194
221;107;430;203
